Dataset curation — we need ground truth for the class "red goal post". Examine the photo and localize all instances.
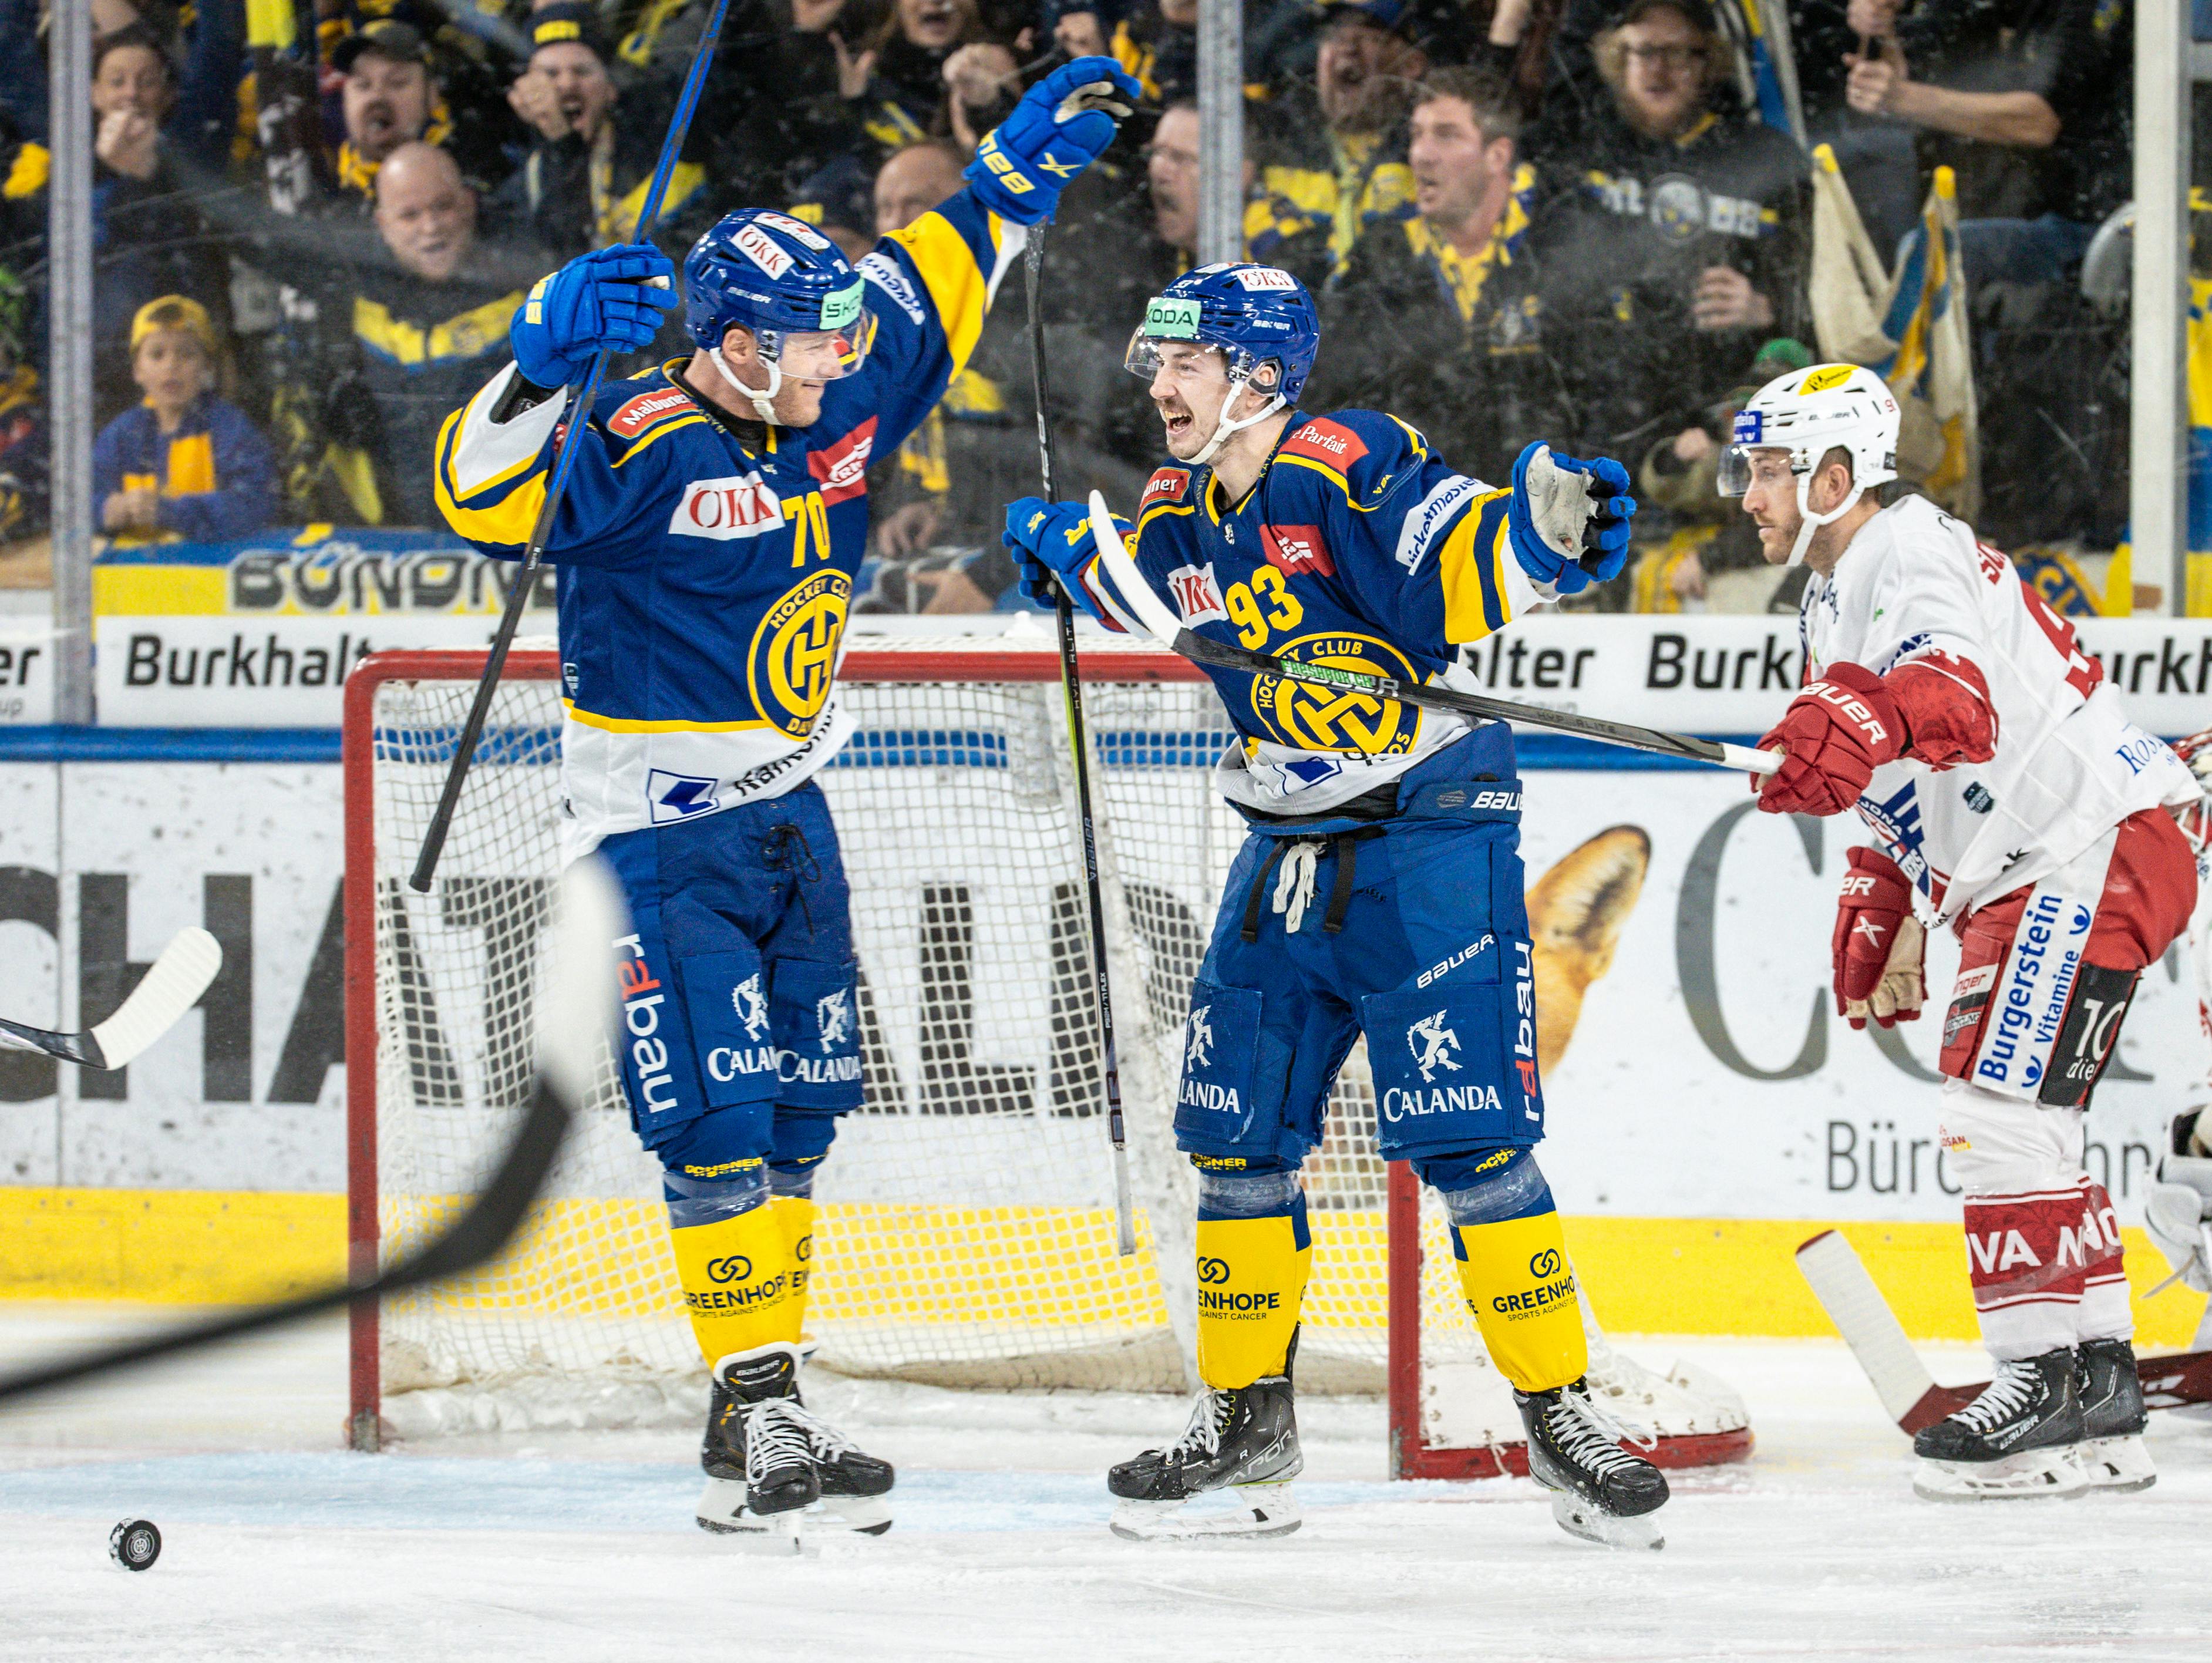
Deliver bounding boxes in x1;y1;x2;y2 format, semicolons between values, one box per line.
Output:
344;645;1750;1476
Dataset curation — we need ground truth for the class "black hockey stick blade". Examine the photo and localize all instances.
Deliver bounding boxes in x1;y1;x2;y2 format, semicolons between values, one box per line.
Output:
0;860;625;1406
1081;493;1781;777
0;927;221;1072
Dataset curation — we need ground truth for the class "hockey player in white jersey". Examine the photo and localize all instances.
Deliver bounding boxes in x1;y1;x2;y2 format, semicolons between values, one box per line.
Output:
1723;363;2200;1500
2144;728;2212;1345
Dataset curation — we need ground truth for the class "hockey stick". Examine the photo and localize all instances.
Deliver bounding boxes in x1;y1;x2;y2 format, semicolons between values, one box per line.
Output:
408;0;736;894
0;860;623;1407
1027;230;1136;1258
1794;1230;2212;1431
1082;495;1783;777
0;928;220;1071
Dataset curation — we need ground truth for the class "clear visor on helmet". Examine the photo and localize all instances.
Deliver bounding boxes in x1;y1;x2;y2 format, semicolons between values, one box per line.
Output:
758;309;876;381
1125;325;1230;382
1716;444;1799;499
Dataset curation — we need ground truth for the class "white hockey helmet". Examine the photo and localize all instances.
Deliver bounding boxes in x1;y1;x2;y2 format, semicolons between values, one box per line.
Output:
1718;362;1900;567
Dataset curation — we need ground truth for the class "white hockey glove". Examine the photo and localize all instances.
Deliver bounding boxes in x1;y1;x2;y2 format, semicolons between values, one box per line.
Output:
2146;1150;2212;1294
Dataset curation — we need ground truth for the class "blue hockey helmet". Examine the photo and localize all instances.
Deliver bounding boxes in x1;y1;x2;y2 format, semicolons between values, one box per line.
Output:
684;208;874;421
1124;263;1320;402
1124;264;1319;463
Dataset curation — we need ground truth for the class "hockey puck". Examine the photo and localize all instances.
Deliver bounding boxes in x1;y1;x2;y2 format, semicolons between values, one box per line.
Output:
109;1519;161;1571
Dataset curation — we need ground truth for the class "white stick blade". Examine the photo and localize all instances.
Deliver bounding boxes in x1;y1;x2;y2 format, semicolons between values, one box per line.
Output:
87;927;223;1069
1086;491;1184;643
537;857;628;1108
1793;1230;1936;1423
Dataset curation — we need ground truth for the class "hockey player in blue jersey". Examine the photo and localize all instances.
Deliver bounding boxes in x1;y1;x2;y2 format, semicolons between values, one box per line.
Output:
1005;263;1668;1546
435;57;1140;1540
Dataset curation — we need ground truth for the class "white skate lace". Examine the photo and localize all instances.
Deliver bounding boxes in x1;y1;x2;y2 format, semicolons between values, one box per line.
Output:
1165;1388;1235;1463
785;1397;859;1463
1545;1385;1655;1477
1950;1359;2039;1433
744;1399;816;1484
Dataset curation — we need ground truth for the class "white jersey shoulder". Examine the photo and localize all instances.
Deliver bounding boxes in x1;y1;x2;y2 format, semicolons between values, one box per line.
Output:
1804;496;2194;922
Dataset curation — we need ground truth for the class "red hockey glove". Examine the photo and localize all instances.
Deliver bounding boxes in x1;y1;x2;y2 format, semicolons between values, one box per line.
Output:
1887;651;1996;769
1833;846;1923;1029
1755;662;1904;817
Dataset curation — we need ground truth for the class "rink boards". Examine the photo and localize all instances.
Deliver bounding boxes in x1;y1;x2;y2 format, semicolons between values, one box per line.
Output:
0;739;2204;1348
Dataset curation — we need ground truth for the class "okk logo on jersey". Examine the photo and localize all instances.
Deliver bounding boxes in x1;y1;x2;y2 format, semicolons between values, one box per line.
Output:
1408;1011;1462;1082
672;473;785;540
1166;564;1228;628
731;974;770;1041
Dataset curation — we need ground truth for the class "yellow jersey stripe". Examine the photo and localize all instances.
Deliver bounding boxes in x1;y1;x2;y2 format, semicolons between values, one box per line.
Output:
886;210;994;378
563;701;775;735
1437;490;1514;642
435;406;548;545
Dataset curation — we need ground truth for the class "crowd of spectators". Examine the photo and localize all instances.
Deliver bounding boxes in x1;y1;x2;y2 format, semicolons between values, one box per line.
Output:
0;0;2159;613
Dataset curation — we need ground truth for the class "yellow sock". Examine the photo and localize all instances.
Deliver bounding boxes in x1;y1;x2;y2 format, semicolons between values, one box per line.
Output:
668;1201;797;1366
773;1194;818;1334
1194;1203;1310;1389
1452;1208;1587;1393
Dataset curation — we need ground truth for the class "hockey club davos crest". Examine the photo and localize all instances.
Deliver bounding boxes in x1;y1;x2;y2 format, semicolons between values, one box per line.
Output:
749;570;850;739
1250;632;1419;755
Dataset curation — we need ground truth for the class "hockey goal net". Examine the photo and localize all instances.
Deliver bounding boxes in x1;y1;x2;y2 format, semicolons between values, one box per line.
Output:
344;645;1750;1475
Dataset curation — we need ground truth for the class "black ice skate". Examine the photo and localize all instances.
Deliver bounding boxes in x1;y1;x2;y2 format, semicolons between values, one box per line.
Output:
696;1342;894;1544
1107;1373;1303;1541
1513;1379;1670;1550
2072;1338;2156;1493
1911;1348;2086;1501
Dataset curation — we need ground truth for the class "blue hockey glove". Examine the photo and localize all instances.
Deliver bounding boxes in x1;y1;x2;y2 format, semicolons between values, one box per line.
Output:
510;243;679;388
1003;495;1128;618
965;56;1141;225
1506;443;1636;595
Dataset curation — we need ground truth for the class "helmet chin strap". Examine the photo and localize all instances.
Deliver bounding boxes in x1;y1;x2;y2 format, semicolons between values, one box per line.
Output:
1188;376;1285;468
708;344;782;427
1787;470;1867;568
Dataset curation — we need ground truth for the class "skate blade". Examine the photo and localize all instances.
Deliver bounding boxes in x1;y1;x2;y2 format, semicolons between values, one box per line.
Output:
816;1493;895;1535
2072;1435;2156;1493
1912;1446;2089;1502
1547;1490;1663;1551
694;1477;867;1548
1109;1483;1303;1542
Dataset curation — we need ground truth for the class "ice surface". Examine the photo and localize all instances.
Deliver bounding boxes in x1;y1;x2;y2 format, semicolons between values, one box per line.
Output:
2;1304;2209;1662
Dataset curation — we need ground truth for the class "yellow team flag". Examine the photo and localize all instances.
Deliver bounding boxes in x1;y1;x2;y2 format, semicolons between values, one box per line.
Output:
1808;146;1980;520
